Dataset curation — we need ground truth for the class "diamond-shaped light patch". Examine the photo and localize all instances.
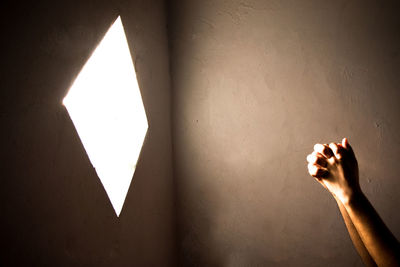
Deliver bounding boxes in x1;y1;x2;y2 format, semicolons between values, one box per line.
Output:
63;16;148;217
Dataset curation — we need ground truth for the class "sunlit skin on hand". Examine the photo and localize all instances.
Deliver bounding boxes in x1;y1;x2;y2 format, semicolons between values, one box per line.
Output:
306;138;400;267
307;138;360;204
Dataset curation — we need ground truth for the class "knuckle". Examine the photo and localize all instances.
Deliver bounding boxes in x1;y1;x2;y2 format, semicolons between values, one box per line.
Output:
313;144;321;151
329;143;337;150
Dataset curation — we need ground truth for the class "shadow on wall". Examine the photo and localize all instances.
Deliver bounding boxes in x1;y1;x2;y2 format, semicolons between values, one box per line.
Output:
1;0;175;266
169;0;400;266
1;2;119;265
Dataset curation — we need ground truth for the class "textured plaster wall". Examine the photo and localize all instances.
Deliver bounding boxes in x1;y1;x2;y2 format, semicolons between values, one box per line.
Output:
170;0;400;266
1;0;175;266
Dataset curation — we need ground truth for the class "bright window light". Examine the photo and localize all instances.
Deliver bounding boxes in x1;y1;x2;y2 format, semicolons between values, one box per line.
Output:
63;16;148;217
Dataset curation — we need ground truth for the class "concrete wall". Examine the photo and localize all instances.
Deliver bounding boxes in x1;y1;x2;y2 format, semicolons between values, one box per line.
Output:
1;0;175;266
169;0;400;266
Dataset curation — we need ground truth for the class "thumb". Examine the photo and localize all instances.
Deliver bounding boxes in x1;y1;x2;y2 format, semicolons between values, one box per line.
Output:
342;137;354;155
342;138;348;148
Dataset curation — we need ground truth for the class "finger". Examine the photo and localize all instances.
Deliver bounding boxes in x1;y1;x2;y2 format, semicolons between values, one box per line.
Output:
308;163;328;178
306;152;327;167
329;143;342;160
342;137;355;156
342;138;348;148
313;143;334;158
306;152;327;166
336;143;347;158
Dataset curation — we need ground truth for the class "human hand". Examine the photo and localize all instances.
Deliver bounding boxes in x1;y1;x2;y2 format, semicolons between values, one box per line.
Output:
307;138;361;204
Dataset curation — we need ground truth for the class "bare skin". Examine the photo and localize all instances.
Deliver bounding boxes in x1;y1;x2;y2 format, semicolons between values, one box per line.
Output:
307;138;400;267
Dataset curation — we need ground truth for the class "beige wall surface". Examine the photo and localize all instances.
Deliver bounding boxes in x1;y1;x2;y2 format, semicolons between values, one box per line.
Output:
1;0;175;266
169;0;400;266
2;0;400;266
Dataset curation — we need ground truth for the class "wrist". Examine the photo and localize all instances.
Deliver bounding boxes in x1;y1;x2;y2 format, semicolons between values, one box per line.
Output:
342;187;364;207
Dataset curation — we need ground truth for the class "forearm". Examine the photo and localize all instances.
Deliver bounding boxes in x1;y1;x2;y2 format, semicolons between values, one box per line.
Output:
307;139;400;266
335;198;377;266
343;191;400;267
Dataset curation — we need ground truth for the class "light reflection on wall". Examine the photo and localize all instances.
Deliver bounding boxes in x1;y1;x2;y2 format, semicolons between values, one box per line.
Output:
63;16;148;216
